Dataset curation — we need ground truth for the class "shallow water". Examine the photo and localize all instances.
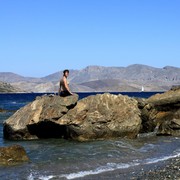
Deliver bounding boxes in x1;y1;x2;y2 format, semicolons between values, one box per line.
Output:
0;92;179;180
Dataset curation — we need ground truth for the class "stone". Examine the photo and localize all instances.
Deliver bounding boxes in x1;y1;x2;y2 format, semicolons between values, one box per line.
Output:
171;85;180;91
0;108;15;113
0;108;6;113
140;88;180;136
58;93;141;141
3;93;141;141
3;94;79;140
147;88;180;108
139;102;157;133
0;145;29;165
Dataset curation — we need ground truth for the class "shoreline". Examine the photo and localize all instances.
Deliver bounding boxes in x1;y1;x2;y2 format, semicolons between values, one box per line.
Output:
133;157;180;180
0;91;164;94
84;157;180;180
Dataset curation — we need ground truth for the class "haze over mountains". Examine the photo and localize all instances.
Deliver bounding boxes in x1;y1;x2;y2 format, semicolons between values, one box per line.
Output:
0;64;180;92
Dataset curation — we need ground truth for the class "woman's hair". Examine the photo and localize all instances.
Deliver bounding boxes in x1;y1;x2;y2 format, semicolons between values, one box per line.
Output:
63;69;69;75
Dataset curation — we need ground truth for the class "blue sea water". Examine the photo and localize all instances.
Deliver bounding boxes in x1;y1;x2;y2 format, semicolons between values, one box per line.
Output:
0;92;179;180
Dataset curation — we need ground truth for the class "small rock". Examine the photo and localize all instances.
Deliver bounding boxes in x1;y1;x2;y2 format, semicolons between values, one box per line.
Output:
0;145;29;165
0;108;6;113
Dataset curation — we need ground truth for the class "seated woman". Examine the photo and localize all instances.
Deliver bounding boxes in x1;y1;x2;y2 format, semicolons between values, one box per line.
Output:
58;69;73;97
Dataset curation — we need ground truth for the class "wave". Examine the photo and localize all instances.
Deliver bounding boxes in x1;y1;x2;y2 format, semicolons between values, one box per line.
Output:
144;150;180;164
61;162;140;179
11;101;17;104
27;150;180;180
28;174;54;180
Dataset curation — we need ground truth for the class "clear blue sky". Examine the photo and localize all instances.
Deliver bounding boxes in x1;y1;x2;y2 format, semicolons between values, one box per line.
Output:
0;0;180;77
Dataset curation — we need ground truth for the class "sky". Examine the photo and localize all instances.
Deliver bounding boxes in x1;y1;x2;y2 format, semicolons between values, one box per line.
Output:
0;0;180;77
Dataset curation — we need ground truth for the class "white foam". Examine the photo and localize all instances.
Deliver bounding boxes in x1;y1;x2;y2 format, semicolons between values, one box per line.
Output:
27;174;55;180
38;175;55;180
60;151;180;179
144;151;180;164
60;162;140;179
27;174;33;180
11;101;17;104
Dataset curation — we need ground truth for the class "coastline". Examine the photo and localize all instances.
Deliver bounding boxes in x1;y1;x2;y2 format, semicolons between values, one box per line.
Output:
133;157;180;180
1;91;179;180
83;157;180;180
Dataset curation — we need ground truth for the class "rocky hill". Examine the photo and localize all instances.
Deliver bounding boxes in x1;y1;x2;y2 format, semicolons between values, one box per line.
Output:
70;65;180;83
0;64;180;92
0;81;23;93
0;72;42;83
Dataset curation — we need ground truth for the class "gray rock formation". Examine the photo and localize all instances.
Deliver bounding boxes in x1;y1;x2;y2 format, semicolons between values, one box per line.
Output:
0;145;29;165
3;94;79;140
3;93;141;141
58;93;141;141
140;87;180;136
3;87;180;141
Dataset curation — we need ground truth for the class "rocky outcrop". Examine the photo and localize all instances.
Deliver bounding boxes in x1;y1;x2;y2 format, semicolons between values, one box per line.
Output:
0;108;6;113
4;94;79;140
3;93;141;141
3;87;180;141
58;93;141;141
140;87;180;136
0;108;15;113
0;145;29;165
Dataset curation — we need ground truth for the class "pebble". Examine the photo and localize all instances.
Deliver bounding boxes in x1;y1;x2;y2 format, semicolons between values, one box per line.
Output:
134;157;180;180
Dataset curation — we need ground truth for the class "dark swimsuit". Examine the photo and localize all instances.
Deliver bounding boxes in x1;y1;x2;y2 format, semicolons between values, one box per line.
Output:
60;91;71;97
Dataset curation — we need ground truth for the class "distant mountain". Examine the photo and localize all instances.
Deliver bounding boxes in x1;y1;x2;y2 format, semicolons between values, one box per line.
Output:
0;81;24;93
0;72;42;83
42;70;79;82
0;64;180;92
70;65;180;83
0;72;25;83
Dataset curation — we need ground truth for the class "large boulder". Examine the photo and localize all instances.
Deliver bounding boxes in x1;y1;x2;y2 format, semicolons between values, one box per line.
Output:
140;87;180;136
0;145;29;165
57;93;141;141
3;94;79;140
3;93;141;141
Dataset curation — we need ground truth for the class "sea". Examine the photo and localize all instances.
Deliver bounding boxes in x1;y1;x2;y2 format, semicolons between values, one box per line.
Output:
0;92;180;180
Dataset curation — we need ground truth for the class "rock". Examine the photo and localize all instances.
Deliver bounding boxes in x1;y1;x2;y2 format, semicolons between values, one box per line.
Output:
157;113;180;136
57;93;141;141
0;108;15;113
147;89;180;108
136;98;157;133
140;88;180;136
0;108;6;113
0;145;29;165
3;94;79;140
171;85;180;91
3;93;141;141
